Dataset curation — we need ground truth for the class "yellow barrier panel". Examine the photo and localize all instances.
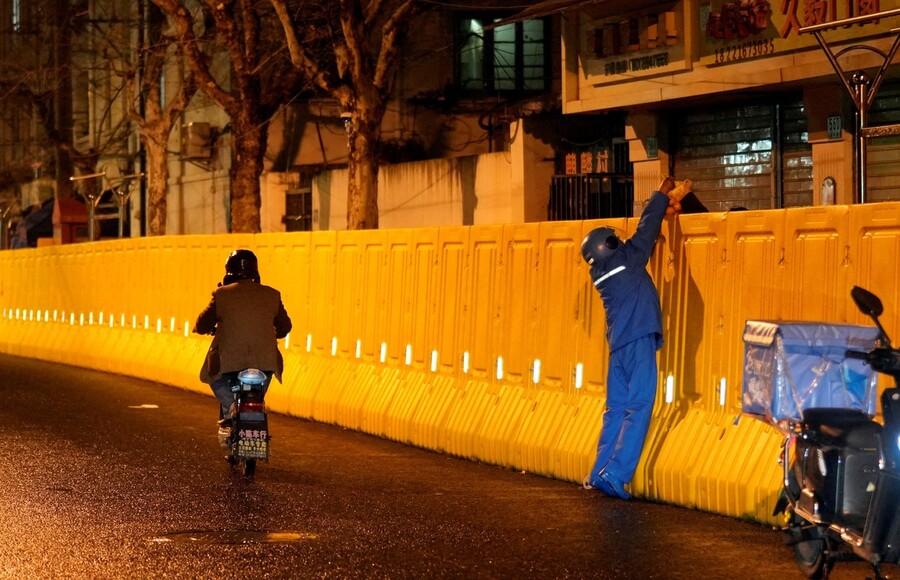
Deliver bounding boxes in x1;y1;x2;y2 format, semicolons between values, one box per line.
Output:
534;221;583;390
364;366;405;436
465;225;504;382
553;390;604;481
434;227;469;375
441;378;493;457
2;204;900;526
849;203;900;362
496;223;540;387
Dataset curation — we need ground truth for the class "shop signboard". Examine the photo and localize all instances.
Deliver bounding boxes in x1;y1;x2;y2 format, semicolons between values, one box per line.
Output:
581;1;690;84
699;0;900;66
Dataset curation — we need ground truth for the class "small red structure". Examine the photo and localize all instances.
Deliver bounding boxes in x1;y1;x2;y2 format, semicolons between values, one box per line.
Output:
52;196;88;244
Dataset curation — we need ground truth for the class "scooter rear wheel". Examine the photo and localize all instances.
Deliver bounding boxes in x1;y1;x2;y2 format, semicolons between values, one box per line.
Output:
792;518;833;579
243;458;256;478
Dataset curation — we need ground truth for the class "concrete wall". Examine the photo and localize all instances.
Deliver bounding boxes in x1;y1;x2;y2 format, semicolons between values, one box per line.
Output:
310;150;530;231
1;202;899;525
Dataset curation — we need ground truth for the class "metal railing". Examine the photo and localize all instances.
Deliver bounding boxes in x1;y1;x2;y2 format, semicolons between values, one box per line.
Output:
548;173;633;221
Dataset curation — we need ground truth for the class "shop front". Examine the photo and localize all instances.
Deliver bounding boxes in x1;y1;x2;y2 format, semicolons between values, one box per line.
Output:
557;0;900;210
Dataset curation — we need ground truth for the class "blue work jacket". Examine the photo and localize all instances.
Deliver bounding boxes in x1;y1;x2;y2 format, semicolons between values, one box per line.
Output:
589;191;669;352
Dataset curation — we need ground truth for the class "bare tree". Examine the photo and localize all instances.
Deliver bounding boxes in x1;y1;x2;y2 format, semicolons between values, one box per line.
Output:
1;0;160;214
270;0;424;230
150;0;303;233
124;2;198;236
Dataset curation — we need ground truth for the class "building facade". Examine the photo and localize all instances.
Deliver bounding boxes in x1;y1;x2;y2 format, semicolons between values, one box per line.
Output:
15;0;895;241
555;0;900;211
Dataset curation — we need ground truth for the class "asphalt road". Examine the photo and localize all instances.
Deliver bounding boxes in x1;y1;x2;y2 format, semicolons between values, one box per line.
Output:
0;353;891;579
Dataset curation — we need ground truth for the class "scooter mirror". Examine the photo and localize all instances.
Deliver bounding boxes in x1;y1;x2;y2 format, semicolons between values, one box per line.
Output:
852;285;883;317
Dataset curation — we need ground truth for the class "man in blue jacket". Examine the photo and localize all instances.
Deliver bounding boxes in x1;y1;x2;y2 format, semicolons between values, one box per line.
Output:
580;176;676;499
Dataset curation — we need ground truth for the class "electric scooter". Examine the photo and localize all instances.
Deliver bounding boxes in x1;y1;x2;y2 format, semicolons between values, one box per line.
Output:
773;287;900;579
217;368;271;478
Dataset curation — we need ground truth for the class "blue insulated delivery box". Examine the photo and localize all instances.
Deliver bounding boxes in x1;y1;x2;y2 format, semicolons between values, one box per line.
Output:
741;321;880;423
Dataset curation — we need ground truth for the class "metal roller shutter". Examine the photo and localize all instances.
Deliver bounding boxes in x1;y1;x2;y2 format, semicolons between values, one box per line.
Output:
866;84;900;203
781;101;813;208
672;99;811;210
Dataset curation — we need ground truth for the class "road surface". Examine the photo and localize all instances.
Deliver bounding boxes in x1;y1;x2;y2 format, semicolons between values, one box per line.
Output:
0;354;888;579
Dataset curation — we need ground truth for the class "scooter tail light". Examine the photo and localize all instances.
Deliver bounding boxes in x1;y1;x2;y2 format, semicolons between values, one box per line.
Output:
239;401;265;413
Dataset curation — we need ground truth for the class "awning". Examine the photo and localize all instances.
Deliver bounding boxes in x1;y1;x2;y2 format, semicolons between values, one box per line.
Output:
488;0;671;29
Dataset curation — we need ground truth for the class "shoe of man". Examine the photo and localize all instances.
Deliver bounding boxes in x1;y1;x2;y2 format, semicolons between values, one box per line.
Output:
217;418;233;429
586;474;618;498
597;470;631;500
583;473;617;497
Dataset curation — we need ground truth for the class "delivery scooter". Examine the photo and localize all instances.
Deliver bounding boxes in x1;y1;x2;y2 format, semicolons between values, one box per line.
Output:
772;287;900;579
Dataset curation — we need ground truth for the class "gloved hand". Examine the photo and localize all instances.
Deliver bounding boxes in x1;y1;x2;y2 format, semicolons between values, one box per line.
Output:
658;176;676;195
664;178;692;216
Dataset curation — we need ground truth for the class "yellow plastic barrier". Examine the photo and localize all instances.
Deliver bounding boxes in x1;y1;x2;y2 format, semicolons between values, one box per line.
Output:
0;202;899;526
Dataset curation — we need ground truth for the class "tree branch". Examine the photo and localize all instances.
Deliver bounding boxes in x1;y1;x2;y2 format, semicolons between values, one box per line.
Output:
339;0;372;96
270;0;337;94
365;0;388;28
374;0;421;92
150;0;235;109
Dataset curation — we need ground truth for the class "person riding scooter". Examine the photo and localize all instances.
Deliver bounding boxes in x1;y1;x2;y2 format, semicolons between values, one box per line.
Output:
193;249;292;426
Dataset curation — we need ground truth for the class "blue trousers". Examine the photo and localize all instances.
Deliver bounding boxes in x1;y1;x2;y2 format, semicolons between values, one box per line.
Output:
588;334;658;484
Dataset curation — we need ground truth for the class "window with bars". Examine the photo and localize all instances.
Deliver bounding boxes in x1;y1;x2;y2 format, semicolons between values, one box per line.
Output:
457;16;549;94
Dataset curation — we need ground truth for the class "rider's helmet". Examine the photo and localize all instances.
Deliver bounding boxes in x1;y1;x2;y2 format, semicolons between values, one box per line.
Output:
223;249;260;285
580;227;621;268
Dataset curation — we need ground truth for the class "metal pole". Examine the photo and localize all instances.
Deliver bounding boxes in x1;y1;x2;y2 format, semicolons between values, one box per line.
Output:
70;173;106;242
801;14;900;205
138;0;148;237
774;103;783;208
854;72;871;204
113;173;143;238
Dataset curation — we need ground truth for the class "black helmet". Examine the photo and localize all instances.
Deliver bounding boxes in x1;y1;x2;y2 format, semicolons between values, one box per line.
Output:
581;227;620;267
223;249;260;284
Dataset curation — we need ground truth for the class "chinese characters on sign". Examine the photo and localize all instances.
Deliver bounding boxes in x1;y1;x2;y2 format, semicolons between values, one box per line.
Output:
706;0;772;40
237;429;269;459
564;149;612;174
604;53;671;75
780;0;881;37
593;12;679;58
239;429;267;440
701;0;891;65
586;4;688;84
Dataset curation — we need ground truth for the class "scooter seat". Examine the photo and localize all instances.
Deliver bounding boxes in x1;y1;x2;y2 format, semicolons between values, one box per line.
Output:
801;408;877;441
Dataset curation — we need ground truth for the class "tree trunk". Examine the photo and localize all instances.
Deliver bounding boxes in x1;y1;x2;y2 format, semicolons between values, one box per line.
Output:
54;0;74;200
346;119;380;230
229;113;267;233
144;131;169;236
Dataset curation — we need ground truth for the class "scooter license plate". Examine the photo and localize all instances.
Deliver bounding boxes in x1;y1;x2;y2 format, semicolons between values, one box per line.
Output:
235;425;269;459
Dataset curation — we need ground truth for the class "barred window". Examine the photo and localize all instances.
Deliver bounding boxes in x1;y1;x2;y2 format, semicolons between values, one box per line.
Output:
457;16;549;94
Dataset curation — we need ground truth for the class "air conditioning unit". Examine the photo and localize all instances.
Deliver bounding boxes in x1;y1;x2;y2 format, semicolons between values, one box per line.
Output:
181;122;212;159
